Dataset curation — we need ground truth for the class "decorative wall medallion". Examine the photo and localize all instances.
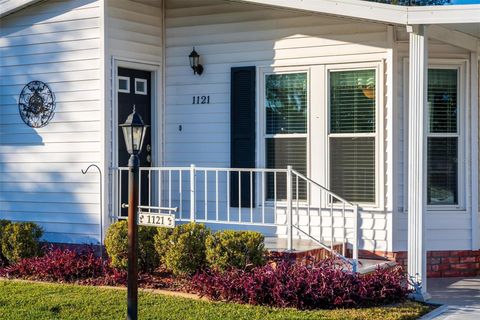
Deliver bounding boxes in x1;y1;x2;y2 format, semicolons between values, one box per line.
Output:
18;81;56;128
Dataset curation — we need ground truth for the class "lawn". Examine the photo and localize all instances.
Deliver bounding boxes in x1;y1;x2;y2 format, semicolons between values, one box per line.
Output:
0;280;431;320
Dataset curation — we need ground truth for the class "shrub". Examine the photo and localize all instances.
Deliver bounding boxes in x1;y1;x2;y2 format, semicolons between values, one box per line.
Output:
0;220;11;264
156;223;210;276
190;259;410;310
104;221;159;272
153;227;173;261
1;222;43;263
205;230;266;271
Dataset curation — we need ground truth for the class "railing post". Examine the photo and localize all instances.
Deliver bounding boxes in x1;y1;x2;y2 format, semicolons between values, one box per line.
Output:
190;164;196;222
286;165;293;251
352;204;359;272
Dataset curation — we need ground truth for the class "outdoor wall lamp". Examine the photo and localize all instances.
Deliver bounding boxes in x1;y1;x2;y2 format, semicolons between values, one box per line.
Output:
119;106;148;320
189;47;204;75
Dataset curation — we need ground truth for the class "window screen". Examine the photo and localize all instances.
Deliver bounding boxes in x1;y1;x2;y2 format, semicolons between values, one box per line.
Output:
329;69;376;204
427;69;459;205
265;73;307;200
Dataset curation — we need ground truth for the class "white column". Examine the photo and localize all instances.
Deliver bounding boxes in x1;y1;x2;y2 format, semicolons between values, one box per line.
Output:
407;24;430;301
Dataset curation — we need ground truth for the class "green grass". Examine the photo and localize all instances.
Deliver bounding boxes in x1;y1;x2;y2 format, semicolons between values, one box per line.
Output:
0;280;431;320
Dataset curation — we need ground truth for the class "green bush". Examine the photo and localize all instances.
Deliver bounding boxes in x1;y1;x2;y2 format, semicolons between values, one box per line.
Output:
1;222;43;263
0;220;11;262
205;230;266;271
153;227;173;261
155;223;210;276
104;221;159;272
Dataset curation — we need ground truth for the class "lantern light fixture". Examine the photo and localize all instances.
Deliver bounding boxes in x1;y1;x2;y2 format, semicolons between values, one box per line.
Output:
189;47;204;76
120;106;149;157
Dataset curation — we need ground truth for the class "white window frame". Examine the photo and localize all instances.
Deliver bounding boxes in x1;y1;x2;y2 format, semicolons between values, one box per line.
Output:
118;76;130;93
324;62;384;209
134;78;148;95
402;59;468;213
257;66;311;205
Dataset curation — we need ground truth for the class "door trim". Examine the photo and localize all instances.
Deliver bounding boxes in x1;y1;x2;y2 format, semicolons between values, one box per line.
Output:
111;57;162;169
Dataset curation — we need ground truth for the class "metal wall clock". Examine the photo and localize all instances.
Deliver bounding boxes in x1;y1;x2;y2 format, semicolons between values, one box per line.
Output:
18;80;56;128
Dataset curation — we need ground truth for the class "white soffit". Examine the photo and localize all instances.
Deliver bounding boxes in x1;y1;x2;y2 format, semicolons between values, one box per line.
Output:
0;0;43;18
232;0;480;25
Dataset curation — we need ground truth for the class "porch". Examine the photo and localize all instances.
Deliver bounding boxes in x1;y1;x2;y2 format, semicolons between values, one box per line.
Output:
110;165;360;271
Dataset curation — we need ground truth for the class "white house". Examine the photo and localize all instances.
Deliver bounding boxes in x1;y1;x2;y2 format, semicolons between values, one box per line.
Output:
1;0;480;299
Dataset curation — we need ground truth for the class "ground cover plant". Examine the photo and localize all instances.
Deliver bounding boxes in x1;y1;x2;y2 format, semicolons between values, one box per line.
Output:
190;259;410;310
0;247;173;289
0;280;432;320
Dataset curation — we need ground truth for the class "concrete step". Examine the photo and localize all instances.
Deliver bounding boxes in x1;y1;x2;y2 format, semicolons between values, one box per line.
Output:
357;259;398;274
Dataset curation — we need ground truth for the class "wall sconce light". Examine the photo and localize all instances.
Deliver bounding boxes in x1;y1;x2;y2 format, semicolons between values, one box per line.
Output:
189;47;204;75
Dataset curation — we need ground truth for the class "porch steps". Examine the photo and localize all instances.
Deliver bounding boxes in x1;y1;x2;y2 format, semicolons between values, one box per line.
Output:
265;237;397;274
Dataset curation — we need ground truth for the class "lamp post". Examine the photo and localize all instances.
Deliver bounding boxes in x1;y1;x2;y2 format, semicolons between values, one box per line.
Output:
120;106;149;320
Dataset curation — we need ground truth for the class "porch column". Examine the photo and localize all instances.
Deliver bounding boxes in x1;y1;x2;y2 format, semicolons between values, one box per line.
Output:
407;24;430;301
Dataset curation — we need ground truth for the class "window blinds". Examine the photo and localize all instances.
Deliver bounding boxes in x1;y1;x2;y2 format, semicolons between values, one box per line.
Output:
265;73;307;134
330;70;376;134
265;73;307;200
428;69;458;133
329;70;376;203
427;69;459;205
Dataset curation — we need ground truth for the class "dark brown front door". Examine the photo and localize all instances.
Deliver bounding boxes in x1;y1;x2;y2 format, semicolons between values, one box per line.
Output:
118;67;152;216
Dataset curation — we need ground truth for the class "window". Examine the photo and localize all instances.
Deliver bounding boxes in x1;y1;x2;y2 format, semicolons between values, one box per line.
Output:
427;68;459;205
135;78;148;95
329;69;377;204
118;76;130;93
264;72;307;199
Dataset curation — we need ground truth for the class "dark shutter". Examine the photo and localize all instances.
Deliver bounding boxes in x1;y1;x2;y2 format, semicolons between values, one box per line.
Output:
230;67;256;208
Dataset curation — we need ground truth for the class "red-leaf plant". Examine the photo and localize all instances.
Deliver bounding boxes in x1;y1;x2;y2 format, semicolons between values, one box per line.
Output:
190;258;410;310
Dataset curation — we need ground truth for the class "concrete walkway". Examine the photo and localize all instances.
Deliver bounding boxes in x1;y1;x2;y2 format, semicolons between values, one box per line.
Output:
426;277;480;319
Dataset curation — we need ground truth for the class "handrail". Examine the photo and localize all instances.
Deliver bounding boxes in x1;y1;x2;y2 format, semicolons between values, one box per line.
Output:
291;169;354;206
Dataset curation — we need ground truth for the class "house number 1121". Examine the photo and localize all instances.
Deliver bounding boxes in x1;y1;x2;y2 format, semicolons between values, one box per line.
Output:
192;96;210;104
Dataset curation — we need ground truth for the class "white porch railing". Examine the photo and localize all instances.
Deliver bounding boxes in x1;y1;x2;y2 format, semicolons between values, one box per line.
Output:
110;165;360;271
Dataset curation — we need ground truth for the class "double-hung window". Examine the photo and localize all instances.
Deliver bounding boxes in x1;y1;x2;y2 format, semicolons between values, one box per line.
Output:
264;72;308;200
427;68;459;206
328;69;377;204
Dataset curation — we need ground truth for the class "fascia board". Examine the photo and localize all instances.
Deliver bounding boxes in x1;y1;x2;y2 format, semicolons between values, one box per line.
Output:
229;0;408;25
407;5;480;24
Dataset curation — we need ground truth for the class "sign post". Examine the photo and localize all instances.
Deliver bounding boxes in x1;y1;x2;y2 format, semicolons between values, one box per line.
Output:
120;107;148;320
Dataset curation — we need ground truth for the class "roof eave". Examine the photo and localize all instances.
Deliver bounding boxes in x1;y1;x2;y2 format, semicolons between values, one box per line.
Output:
232;0;480;25
230;0;407;25
0;0;44;18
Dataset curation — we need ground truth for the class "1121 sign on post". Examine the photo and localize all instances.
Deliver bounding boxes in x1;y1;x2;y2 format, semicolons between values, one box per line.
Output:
138;213;175;228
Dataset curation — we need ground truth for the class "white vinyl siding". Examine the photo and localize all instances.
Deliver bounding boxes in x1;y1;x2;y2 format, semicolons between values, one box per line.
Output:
0;0;102;244
165;0;392;251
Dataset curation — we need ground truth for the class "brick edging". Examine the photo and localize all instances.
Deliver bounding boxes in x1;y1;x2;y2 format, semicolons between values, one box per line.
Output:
359;249;480;278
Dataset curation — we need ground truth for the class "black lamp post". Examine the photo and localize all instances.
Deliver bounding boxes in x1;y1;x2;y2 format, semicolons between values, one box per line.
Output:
120;106;148;320
189;47;204;75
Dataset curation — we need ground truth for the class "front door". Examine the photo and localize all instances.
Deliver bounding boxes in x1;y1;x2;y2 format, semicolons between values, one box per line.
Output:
117;67;152;216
